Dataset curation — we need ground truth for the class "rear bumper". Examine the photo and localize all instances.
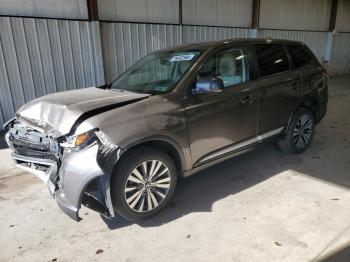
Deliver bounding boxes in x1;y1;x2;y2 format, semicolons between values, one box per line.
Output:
317;82;329;123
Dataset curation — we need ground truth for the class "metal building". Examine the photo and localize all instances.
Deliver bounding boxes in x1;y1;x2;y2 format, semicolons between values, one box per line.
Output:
0;0;349;128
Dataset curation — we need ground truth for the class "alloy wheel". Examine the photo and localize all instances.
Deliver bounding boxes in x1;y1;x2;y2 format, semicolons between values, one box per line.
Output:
124;160;171;213
293;114;313;149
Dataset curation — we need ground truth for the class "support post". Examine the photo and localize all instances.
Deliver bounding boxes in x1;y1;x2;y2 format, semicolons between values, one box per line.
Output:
87;0;99;21
179;0;183;25
324;32;333;65
323;0;338;69
251;0;260;38
329;0;338;32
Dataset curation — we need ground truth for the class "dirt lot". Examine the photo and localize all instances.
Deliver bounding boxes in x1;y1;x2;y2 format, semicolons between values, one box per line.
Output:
1;75;350;262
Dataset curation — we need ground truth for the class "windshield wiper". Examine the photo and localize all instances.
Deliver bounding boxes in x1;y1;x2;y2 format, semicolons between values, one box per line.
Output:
96;83;111;89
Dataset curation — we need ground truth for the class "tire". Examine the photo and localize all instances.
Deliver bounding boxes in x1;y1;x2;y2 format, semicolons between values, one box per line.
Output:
111;147;177;221
278;108;315;154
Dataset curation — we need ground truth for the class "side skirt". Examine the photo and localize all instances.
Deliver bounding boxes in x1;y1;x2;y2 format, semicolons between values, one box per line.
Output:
183;127;284;178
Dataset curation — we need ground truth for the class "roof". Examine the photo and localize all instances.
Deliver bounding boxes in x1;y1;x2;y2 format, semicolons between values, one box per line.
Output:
158;38;304;53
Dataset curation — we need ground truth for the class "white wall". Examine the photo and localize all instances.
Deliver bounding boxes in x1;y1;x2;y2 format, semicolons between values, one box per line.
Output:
0;0;88;19
182;0;252;27
260;0;332;31
98;0;179;24
336;0;350;32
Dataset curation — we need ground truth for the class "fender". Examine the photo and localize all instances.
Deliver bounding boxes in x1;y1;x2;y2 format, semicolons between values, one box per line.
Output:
121;135;190;172
87;135;188;218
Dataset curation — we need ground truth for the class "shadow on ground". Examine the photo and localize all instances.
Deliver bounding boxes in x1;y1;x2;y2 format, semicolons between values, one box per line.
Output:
102;141;281;229
316;242;350;262
102;137;350;230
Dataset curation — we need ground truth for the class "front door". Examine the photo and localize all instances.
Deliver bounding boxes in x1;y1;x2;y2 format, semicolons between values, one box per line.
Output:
184;46;258;166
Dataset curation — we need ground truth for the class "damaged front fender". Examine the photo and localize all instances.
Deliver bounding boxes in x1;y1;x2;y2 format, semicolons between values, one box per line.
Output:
57;134;124;221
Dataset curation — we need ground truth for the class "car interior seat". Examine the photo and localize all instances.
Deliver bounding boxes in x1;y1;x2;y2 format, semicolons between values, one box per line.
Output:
217;54;242;87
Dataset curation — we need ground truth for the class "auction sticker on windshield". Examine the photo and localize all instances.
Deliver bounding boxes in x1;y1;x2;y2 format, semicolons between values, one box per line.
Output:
170;54;196;62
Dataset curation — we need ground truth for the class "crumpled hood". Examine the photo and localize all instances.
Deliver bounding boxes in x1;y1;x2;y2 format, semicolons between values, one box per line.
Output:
16;87;149;137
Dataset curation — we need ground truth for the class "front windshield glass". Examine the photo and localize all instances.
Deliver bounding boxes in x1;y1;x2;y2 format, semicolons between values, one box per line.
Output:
110;50;202;94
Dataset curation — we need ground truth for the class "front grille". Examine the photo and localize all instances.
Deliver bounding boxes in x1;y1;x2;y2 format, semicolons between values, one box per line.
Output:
9;123;58;161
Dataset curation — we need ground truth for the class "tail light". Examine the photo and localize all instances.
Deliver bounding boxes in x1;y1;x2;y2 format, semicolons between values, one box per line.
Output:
322;69;329;78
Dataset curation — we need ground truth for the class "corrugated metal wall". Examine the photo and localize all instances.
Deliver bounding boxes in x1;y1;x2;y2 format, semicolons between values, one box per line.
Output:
259;29;328;62
182;26;253;43
0;17;104;127
1;1;350;129
182;0;252;28
0;0;88;20
98;0;179;24
336;0;350;32
259;0;331;31
329;33;350;75
100;22;254;83
101;23;335;83
100;22;182;84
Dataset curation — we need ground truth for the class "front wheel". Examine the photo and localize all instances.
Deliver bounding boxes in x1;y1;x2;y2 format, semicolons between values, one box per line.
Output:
111;148;177;221
278;108;315;153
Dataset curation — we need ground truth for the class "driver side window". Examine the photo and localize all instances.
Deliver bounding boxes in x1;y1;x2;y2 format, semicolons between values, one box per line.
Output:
198;48;249;88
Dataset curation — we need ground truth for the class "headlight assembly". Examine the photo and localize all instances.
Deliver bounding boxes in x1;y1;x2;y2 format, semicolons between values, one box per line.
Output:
60;129;118;154
60;129;97;149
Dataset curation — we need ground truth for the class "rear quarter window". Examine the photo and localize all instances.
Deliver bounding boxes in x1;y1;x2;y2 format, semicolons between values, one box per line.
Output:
255;44;290;77
286;44;316;68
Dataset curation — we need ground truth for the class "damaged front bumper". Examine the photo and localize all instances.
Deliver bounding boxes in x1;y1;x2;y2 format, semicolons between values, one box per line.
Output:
6;123;122;221
11;152;57;196
56;143;117;221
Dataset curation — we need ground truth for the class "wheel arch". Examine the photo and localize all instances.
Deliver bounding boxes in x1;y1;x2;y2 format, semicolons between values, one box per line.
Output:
286;96;320;132
300;96;320;120
117;136;187;178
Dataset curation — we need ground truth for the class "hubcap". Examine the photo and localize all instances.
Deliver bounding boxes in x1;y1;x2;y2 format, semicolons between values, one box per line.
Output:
124;160;171;213
293;114;313;149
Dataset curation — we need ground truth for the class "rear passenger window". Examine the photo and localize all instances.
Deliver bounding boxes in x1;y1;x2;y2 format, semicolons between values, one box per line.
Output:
255;44;290;77
287;44;314;68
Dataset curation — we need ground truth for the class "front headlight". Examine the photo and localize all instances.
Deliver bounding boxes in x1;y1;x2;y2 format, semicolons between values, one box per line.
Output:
60;130;97;149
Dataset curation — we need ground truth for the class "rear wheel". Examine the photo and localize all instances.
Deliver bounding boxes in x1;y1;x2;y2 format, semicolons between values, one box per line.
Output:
278;108;315;153
111;148;177;221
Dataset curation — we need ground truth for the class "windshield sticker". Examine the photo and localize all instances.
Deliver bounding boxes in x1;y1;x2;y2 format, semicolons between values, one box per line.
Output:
170;54;196;62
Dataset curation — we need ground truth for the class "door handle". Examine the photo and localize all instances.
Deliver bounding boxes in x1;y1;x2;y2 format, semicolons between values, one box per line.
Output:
241;94;256;105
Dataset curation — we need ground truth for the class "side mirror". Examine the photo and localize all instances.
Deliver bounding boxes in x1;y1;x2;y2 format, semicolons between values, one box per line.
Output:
192;77;224;95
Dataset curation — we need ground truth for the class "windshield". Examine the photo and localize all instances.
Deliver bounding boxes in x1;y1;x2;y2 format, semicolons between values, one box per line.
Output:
110;50;202;94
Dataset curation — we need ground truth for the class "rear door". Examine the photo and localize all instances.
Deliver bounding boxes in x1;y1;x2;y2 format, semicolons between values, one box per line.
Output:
286;43;324;95
253;43;302;134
